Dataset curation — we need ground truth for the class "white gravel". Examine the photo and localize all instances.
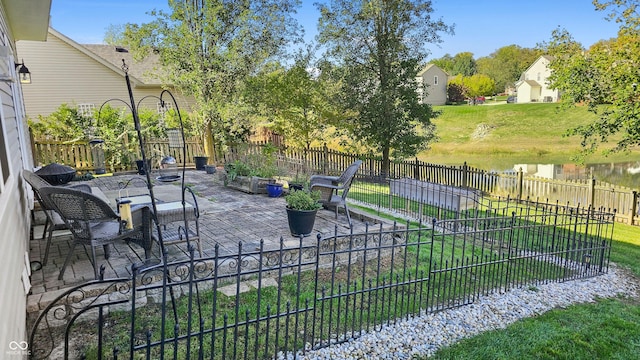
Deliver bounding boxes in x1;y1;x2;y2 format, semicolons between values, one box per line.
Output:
283;264;638;359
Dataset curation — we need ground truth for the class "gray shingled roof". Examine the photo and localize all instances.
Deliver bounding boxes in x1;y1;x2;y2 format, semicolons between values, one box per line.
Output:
82;44;165;85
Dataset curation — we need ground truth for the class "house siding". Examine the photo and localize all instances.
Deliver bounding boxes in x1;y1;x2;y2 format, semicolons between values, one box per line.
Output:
516;56;559;103
0;5;34;353
17;30;195;119
416;64;448;105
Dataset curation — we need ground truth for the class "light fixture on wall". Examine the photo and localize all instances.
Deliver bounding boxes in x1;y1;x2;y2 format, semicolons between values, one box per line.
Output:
15;60;31;84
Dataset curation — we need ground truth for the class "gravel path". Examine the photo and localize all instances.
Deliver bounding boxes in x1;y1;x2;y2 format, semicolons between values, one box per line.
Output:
285;265;638;359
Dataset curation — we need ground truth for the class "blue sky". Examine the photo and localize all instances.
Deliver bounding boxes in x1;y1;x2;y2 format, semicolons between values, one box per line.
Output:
48;0;621;60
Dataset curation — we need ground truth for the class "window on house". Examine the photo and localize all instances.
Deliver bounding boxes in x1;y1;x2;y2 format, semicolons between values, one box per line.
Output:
77;103;95;118
537;72;541;81
434;76;439;85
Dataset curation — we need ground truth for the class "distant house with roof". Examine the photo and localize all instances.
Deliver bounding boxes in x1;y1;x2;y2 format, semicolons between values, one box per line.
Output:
416;64;448;105
16;27;194;119
515;55;560;103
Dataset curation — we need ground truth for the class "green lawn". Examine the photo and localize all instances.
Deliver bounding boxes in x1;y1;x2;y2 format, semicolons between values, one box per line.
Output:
423;221;640;359
423;103;639;168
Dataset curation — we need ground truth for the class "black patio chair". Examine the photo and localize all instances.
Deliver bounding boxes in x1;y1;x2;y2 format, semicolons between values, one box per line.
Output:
39;186;154;280
22;169;92;265
310;160;363;226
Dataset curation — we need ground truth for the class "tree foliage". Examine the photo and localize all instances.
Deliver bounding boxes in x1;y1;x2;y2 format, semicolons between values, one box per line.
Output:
121;0;301;156
245;51;337;150
545;1;640;156
450;52;477;76
30;104;166;169
317;0;452;176
447;74;495;101
476;45;541;92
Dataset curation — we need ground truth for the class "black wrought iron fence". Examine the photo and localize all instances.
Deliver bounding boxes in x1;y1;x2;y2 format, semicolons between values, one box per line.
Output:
29;199;613;360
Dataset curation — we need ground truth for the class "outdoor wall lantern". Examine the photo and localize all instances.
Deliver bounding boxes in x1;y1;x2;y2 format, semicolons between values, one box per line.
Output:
0;46;30;83
15;60;31;84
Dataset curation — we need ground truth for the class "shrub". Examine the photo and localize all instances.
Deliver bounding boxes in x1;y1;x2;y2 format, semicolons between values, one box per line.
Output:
285;189;322;211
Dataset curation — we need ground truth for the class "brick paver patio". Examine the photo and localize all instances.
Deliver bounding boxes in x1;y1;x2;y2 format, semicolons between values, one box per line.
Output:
26;169;395;315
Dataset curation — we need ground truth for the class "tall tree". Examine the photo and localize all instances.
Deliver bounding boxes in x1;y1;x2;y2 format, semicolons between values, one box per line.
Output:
450;52;476;76
317;0;453;176
545;0;640;157
430;53;455;73
246;51;337;150
121;0;301;159
476;45;540;93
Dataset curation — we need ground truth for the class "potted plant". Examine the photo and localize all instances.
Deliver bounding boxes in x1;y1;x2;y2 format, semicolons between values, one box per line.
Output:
224;143;282;194
287;169;309;192
266;182;284;197
285;189;322;237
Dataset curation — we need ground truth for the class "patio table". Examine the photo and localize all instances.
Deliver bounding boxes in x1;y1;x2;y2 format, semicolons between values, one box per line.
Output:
116;194;200;255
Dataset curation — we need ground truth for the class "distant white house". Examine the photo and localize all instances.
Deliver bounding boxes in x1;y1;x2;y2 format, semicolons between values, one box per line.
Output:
515;55;560;103
416;64;448;105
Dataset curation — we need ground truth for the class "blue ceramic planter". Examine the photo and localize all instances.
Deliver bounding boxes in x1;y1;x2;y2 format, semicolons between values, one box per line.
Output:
266;183;283;197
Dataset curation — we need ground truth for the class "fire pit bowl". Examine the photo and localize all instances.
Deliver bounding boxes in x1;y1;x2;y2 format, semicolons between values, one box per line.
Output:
35;163;76;185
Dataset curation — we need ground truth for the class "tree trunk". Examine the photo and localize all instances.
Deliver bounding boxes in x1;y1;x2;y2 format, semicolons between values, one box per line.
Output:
203;121;215;164
381;146;390;180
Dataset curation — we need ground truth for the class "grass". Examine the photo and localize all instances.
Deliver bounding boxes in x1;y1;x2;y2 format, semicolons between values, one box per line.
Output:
348;181;640;358
430;297;640;359
79;206;588;359
421;221;640;359
423;103;639;168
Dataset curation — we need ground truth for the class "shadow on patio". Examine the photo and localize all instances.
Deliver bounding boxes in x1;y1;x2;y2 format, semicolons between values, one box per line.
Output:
26;169;396;315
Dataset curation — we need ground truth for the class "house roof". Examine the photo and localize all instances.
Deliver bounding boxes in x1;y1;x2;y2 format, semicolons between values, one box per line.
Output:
417;63;448;77
522;80;541;87
4;0;51;41
82;44;164;86
519;55;554;80
48;27;164;87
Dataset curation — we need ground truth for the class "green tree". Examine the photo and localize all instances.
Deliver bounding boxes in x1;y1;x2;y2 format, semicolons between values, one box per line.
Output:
431;53;455;73
450;52;476;76
476;45;540;93
447;74;494;102
317;0;452;176
544;0;640;156
246;51;335;150
465;74;495;100
546;25;640;156
121;0;301;160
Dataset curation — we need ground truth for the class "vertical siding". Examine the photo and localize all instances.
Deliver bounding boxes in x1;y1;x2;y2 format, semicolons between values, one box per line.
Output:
16;30;195;119
0;13;31;355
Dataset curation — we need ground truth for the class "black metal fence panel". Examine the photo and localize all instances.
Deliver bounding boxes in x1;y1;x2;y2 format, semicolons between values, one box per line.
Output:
29;199;613;359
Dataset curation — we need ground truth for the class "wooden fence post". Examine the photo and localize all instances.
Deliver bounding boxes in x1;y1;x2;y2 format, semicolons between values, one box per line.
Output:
322;143;328;174
589;177;596;207
516;167;523;201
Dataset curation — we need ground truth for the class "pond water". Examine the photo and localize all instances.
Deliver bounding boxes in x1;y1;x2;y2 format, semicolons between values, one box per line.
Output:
505;161;640;189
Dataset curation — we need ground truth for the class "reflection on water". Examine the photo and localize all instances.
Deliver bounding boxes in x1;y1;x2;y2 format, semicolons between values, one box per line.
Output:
512;162;640;189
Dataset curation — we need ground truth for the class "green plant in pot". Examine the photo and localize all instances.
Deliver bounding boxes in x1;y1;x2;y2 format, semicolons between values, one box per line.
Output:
285;189;322;237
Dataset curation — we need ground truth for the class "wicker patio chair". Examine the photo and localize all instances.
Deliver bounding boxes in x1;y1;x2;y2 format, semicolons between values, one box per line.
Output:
310;160;362;226
22;169;92;265
39;186;154;280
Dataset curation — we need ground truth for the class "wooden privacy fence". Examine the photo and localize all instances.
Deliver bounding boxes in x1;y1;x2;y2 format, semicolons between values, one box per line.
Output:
32;138;639;225
32;136;203;172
